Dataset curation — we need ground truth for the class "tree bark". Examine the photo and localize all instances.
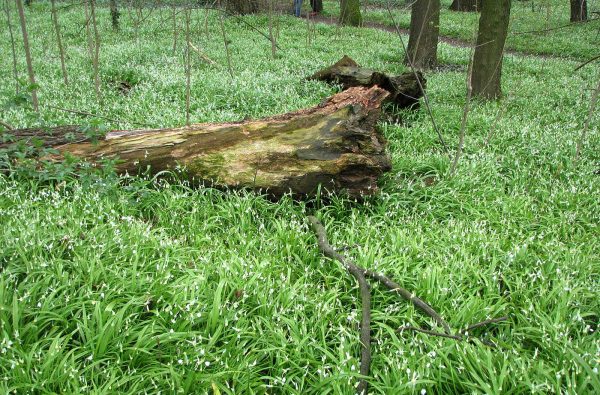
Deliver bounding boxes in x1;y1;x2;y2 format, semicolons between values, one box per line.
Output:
340;0;362;26
110;0;120;31
449;0;481;12
471;0;511;100
570;0;587;22
406;0;440;70
311;0;323;12
3;87;392;199
309;56;425;108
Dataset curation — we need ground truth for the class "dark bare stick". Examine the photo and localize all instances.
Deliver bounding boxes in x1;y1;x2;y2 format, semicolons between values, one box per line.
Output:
575;76;600;161
399;326;462;341
362;268;451;334
574;54;600;72
460;316;508;334
308;216;371;394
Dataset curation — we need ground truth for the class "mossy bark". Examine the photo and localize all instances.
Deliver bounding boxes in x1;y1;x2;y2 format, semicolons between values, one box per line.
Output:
3;87;392;199
339;0;362;26
471;0;511;100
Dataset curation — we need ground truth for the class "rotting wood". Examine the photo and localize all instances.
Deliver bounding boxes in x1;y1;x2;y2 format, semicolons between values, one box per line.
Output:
2;86;392;199
308;56;425;108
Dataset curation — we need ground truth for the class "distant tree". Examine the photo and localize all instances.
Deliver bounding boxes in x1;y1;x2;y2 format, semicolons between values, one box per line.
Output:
471;0;511;100
449;0;480;12
311;0;323;12
15;0;38;111
406;0;440;69
570;0;587;22
340;0;362;26
110;0;120;31
227;0;261;14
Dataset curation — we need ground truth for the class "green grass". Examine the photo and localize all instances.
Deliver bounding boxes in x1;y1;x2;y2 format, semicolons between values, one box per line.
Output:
1;2;599;394
322;0;600;60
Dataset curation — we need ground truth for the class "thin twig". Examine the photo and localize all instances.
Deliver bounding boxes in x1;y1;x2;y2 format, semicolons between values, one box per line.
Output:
43;104;148;127
203;6;282;50
399;326;462;341
512;17;599;35
460;316;508;334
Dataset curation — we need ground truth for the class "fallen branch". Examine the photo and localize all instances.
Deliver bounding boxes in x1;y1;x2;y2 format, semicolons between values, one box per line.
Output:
308;215;509;391
574;54;600;72
308;215;372;394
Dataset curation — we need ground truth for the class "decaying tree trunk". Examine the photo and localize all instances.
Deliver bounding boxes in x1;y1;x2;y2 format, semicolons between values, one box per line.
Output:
308;56;425;108
3;87;392;199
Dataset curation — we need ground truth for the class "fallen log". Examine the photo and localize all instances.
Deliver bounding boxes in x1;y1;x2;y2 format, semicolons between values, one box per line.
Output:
2;86;392;199
308;55;425;108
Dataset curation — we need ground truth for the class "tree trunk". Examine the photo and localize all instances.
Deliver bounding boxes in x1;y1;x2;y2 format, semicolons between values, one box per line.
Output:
405;0;440;70
226;0;262;14
110;0;120;31
309;56;425;108
3;87;392;199
311;0;323;12
15;0;38;111
471;0;511;100
340;0;362;26
449;0;481;12
570;0;587;22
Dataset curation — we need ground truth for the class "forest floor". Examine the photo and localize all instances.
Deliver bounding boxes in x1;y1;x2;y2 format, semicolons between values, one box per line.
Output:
1;1;599;394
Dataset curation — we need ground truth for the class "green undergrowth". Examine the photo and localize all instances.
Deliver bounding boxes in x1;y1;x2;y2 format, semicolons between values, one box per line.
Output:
1;3;599;394
322;0;600;60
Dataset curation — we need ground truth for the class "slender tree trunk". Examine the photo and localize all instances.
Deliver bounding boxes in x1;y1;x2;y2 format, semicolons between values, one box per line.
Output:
84;0;94;58
90;0;101;100
15;0;38;111
268;0;277;58
340;0;362;26
3;0;20;94
575;76;600;160
50;0;68;85
449;0;480;12
184;7;191;126
172;1;178;55
311;0;323;12
570;0;587;22
405;0;440;70
110;0;120;31
471;0;511;100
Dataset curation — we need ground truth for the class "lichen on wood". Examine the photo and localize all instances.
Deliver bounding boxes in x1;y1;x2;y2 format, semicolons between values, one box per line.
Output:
3;87;392;199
